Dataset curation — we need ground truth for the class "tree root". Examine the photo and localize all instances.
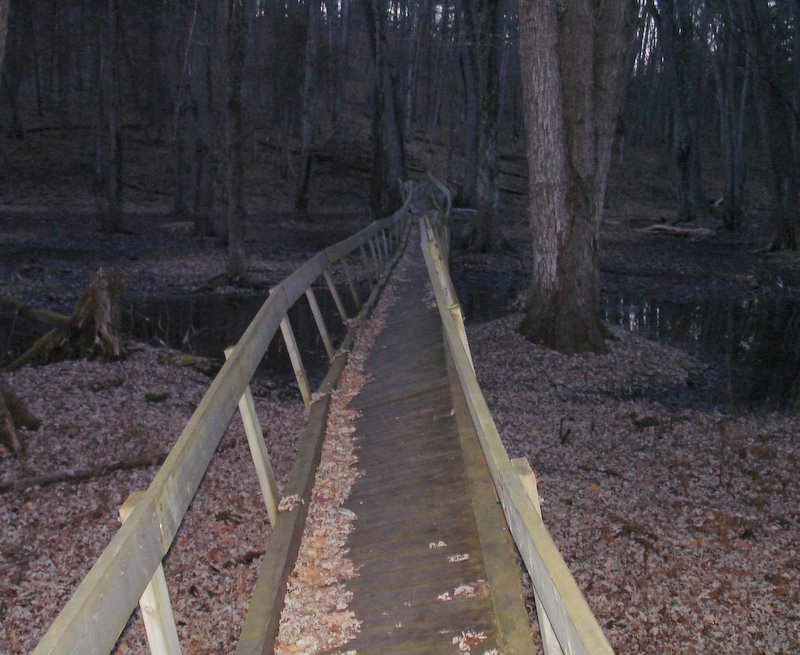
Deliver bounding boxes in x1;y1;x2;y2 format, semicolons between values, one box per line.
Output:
0;378;40;456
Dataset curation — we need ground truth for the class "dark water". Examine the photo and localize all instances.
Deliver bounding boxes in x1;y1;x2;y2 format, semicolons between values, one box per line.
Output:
1;286;355;390
451;268;800;410
124;287;353;387
603;296;800;410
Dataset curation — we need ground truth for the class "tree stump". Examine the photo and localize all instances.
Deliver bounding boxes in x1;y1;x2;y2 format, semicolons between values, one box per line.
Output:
0;377;40;455
7;267;126;371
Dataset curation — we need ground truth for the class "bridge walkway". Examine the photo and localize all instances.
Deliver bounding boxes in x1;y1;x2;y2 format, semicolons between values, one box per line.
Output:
333;241;534;654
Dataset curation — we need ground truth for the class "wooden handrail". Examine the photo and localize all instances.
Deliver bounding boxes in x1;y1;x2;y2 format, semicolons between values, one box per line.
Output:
31;198;413;655
420;213;614;655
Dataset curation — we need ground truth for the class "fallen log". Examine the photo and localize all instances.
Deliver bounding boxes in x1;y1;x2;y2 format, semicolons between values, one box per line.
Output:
6;268;125;371
637;224;715;237
0;293;70;326
0;452;169;492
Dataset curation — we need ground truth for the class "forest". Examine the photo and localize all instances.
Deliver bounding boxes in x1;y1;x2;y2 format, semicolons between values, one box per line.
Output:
0;0;799;653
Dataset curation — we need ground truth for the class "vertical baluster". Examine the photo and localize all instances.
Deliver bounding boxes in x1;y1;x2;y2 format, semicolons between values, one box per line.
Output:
119;493;182;655
224;348;280;524
304;287;335;360
322;269;349;323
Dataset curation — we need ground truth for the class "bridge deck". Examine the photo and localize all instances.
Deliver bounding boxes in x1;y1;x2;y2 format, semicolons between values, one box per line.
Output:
332;244;534;654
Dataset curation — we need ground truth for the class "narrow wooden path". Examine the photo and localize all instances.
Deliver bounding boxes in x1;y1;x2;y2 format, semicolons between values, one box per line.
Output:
333;242;534;654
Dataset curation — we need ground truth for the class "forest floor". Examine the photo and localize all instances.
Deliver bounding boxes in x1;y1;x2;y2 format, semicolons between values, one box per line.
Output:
0;125;798;654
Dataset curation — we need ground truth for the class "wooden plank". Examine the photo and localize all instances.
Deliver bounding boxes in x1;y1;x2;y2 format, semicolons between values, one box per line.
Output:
514;458;564;655
304;287;335;361
420;220;614;655
119;492;181;655
279;314;313;411
235;395;332;655
340;256;362;310
322;268;349;323
224;348;280;525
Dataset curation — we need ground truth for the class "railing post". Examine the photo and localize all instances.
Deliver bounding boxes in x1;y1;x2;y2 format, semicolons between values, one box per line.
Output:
224;348;281;524
280;314;313;412
380;229;390;261
119;492;182;655
322;269;349;323
340;257;362;310
368;236;383;276
512;458;565;655
359;244;375;289
304;287;335;360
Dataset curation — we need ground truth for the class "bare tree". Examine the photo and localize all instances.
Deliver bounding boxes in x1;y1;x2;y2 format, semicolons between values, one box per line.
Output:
517;0;637;353
100;0;123;233
295;0;321;216
0;0;8;71
225;0;246;279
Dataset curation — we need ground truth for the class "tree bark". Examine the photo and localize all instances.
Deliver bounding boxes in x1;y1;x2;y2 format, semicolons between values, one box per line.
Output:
101;0;123;233
518;0;636;354
469;0;502;252
225;0;246;278
0;0;9;73
6;268;125;372
0;377;40;456
294;0;321;216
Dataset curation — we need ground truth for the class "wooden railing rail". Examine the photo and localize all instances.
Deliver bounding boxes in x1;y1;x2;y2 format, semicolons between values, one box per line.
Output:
32;201;413;655
420;212;614;655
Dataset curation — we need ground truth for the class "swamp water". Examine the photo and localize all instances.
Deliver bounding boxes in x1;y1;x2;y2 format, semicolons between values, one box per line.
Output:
1;287;352;391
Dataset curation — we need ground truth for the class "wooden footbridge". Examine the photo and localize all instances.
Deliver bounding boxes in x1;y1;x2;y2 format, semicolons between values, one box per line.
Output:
33;186;614;655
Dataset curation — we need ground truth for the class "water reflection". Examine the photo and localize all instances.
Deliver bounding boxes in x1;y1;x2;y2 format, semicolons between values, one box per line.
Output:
602;296;800;410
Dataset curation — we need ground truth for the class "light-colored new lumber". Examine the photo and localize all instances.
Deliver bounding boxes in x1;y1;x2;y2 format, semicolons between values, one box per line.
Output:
304;287;335;360
119;492;182;655
322;269;349;323
224;348;280;525
420;218;614;655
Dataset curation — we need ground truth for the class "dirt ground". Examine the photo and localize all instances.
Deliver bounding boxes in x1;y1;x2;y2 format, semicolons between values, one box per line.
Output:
1;126;799;653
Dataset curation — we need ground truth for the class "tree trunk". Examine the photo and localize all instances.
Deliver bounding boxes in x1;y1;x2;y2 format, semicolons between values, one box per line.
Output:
469;0;501;252
0;377;40;456
0;0;9;72
518;0;636;354
101;0;123;233
7;268;125;372
739;0;800;250
226;0;246;278
295;0;320;216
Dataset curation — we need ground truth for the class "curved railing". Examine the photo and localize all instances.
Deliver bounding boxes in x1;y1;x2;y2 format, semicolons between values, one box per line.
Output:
420;212;615;655
32;201;413;655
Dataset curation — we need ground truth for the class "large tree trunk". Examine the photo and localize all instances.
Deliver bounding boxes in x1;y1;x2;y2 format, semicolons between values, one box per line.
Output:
739;0;800;250
225;0;246;279
468;0;502;253
518;0;636;354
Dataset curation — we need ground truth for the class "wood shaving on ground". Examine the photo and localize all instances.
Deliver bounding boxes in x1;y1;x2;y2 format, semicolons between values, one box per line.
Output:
451;629;488;653
429;540;448;549
274;251;411;655
447;553;469;563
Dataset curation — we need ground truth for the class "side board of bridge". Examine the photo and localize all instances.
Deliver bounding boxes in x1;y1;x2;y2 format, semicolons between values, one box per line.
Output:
31;202;413;655
421;215;615;655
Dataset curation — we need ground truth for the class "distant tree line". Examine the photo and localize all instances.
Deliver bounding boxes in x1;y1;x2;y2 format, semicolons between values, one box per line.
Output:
1;0;798;351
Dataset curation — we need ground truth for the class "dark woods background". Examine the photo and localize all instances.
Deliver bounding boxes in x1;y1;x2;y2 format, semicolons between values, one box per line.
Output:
0;0;798;248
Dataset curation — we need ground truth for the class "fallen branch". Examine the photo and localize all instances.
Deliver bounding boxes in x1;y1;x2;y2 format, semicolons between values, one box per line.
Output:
0;452;169;492
637;224;714;237
0;293;70;326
